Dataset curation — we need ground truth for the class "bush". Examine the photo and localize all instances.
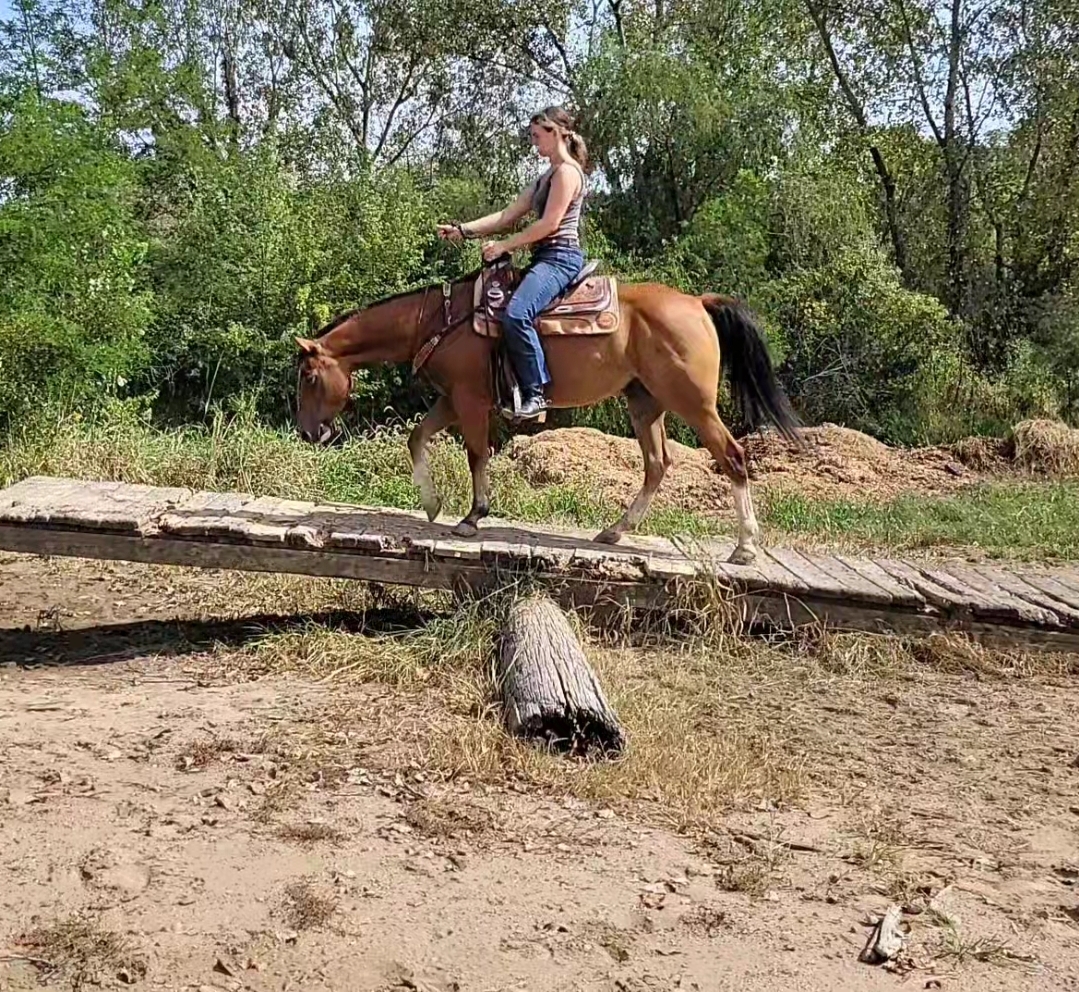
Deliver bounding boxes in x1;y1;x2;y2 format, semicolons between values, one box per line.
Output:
0;96;151;427
762;241;967;444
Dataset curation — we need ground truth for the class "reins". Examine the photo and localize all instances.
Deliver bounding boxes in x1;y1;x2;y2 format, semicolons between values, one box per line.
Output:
411;257;511;376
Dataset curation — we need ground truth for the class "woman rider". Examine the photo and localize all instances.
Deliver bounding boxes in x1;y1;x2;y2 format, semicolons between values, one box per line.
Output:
437;106;590;420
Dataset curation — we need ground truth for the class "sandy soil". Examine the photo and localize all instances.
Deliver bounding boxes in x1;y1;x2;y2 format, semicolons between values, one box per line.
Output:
2;555;1079;992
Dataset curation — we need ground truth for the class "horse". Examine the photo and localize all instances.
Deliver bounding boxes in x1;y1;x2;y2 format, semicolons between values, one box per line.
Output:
294;262;802;565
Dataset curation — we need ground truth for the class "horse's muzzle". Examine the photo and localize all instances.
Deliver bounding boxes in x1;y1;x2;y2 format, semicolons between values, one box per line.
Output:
300;423;335;445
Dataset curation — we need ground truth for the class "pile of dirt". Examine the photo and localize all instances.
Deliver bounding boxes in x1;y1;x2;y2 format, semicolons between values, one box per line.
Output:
504;424;979;511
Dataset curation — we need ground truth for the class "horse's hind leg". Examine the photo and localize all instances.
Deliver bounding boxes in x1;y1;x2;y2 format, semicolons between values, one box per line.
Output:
408;395;456;522
688;408;759;564
594;382;673;545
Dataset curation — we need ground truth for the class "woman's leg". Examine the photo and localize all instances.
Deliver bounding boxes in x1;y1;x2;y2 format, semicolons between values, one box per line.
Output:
502;247;584;418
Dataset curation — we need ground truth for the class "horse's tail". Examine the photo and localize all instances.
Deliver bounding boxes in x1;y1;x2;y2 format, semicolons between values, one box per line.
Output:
701;294;803;444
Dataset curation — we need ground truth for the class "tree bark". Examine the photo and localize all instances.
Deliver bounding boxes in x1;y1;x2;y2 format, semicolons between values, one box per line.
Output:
495;595;624;757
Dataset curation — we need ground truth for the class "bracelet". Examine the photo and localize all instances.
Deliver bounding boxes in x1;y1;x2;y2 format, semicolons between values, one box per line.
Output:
453;222;472;240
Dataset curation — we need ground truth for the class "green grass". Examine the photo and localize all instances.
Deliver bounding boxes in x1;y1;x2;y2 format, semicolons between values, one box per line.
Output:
3;407;1077;559
763;483;1079;560
0;407;717;540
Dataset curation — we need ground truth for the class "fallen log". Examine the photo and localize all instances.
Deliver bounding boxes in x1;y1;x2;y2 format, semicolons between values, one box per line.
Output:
495;594;625;757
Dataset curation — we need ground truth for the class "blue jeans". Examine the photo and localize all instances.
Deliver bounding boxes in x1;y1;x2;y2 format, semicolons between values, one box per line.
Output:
502;244;585;395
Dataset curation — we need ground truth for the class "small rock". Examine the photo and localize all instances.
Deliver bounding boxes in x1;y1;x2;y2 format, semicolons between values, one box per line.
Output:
213;955;237;977
4;788;40;806
944;462;964;477
596;809;616;820
99;863;151;899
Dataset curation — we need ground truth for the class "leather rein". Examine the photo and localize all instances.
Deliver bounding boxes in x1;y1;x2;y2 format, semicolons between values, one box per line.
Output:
411;249;509;376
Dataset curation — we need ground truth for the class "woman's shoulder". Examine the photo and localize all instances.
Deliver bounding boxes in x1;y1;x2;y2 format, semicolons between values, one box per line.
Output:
552;160;585;187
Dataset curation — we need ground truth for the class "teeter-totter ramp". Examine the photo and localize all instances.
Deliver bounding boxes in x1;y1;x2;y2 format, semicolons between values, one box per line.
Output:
2;475;1079;652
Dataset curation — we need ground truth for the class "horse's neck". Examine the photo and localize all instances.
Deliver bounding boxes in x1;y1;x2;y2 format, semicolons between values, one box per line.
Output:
325;276;473;367
326;292;426;366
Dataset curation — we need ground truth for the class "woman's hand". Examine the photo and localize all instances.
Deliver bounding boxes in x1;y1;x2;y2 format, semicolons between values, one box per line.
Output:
482;240;509;263
437;224;463;244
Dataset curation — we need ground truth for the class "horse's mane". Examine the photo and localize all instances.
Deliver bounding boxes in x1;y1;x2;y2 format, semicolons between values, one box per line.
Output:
315;266;484;338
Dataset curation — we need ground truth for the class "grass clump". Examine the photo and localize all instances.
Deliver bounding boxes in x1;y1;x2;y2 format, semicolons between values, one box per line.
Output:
15;914;147;989
276;880;338;930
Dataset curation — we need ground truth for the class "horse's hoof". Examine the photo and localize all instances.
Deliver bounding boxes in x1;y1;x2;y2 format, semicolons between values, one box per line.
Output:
727;545;757;566
593;528;623;545
423;496;443;523
452;521;478;539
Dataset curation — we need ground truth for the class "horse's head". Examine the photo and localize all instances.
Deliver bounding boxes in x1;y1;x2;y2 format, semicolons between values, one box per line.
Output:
295;337;350;445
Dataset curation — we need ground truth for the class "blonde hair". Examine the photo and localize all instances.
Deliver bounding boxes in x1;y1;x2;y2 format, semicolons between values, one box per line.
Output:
530;106;593;175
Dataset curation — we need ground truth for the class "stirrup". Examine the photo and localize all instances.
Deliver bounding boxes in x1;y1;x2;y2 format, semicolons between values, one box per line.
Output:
500;385;548;424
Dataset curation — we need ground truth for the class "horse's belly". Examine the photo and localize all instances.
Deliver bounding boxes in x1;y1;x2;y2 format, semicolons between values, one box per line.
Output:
543;335;634;408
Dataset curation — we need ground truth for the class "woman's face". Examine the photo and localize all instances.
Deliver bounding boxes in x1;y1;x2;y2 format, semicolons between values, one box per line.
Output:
529;121;558;157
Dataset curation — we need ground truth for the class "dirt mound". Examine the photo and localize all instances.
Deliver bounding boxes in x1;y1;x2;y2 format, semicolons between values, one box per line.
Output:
505;424;976;511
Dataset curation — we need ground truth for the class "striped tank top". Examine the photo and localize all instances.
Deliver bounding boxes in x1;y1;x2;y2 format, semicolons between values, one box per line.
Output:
530;161;586;249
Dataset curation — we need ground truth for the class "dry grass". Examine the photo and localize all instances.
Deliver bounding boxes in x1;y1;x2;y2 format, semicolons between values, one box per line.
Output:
276;880;338;930
275;821;348;845
15;914;147;989
403;797;496;839
934;925;1016;966
200;572;1077;838
952;434;1006;472
175;735;239;771
1008;418;1079;477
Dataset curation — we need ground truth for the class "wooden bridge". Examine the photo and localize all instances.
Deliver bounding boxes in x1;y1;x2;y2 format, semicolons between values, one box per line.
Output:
2;475;1079;652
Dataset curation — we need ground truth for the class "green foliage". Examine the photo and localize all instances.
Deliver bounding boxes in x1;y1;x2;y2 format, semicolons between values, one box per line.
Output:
0;95;151;426
762;240;969;444
1;0;1078;447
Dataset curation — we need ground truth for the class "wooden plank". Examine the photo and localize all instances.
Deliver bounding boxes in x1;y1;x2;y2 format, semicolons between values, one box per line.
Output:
800;552;896;605
875;559;974;612
156;491;257;539
968;565;1079;626
765;547;850;599
0;478;87;524
931;562;1059;623
835;554;926;609
431;538;484;563
696;541;808;595
940;561;1057;626
1005;570;1079;620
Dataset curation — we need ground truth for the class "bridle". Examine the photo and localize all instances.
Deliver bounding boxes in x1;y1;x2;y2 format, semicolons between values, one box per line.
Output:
296;253;507;422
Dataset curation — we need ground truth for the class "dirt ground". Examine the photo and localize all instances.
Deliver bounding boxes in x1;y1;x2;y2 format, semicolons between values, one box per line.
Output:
2;554;1079;992
504;420;1078;510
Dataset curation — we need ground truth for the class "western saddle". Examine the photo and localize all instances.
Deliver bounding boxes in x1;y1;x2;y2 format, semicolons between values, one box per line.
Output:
472;258;621;421
472;259;620;338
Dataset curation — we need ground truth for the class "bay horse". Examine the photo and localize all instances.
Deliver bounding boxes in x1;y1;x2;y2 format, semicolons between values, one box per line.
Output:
294;264;801;565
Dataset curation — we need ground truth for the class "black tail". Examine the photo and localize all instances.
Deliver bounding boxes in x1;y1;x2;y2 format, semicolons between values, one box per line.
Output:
703;294;803;444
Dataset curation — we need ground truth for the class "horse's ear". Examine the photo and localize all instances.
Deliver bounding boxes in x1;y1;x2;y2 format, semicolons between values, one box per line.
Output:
295;337;322;356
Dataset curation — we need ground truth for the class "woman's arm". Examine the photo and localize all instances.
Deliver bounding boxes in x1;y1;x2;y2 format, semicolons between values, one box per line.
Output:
489;165;580;255
437;186;534;242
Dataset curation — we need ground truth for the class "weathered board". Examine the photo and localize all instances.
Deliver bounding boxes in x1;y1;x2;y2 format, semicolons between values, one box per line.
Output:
2;475;1079;652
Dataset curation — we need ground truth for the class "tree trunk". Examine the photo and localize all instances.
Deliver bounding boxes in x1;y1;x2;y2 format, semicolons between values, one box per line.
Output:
495;595;625;757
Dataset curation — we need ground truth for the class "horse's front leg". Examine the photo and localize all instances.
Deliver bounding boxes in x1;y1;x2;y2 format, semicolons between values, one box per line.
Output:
407;395;456;522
